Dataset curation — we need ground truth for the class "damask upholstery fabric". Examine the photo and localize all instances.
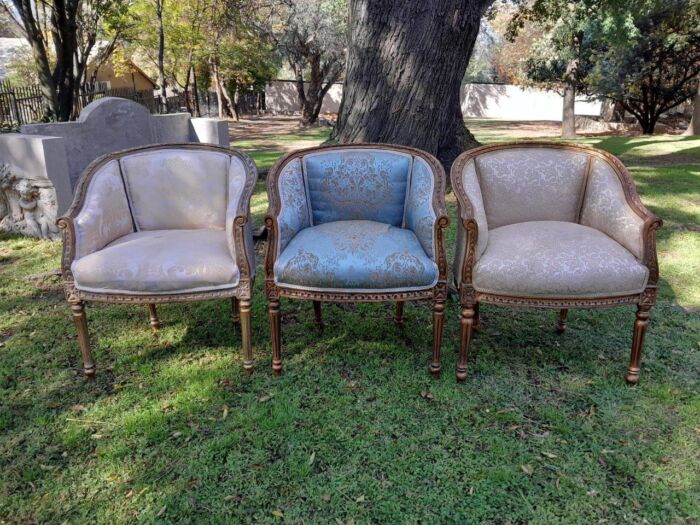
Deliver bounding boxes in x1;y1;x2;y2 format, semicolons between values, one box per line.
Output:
74;160;134;259
120;149;229;231
274;220;438;292
472;221;648;298
580;158;645;260
476;148;590;229
404;156;436;259
276;158;311;256
302;149;412;226
72;229;239;294
453;159;489;285
226;156;256;277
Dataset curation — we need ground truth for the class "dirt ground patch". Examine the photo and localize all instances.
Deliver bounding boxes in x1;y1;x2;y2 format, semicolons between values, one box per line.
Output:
228;115;305;141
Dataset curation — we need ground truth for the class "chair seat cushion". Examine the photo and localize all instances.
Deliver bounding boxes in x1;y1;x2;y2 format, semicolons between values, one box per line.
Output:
72;229;239;295
473;221;648;298
275;220;438;292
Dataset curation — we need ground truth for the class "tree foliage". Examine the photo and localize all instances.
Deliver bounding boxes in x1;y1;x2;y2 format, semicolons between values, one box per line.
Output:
123;0;277;117
586;0;700;134
270;0;347;124
1;0;129;120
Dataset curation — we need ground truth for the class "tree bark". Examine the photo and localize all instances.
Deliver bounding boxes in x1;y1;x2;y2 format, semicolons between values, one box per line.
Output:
561;53;578;139
156;0;167;113
12;0;80;121
683;81;700;136
331;0;492;169
561;67;576;139
192;65;201;117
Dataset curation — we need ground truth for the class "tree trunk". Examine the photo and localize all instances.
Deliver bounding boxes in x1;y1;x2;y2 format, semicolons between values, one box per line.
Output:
156;0;167;113
641;117;657;135
601;99;625;122
683;81;700;136
300;54;325;125
192;66;201;117
561;60;577;139
331;0;492;168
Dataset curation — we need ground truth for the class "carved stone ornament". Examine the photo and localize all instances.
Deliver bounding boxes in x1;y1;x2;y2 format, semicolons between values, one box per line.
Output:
0;163;59;240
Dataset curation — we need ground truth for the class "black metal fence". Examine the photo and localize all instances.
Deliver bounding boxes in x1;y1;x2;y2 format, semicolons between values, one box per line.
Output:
0;80;189;131
0;79;267;132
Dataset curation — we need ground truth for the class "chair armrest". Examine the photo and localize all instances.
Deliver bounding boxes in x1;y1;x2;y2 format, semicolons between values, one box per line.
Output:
450;154;490;287
579;154;662;284
57;156;135;277
404;155;449;283
225;151;259;283
404;155;449;257
264;155;312;280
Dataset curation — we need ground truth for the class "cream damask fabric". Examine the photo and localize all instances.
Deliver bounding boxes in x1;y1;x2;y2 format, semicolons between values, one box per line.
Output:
476;148;590;229
404;156;436;259
121;149;229;231
453;159;489;285
72;229;239;294
580;158;645;260
226;156;256;277
274;220;438;292
74;160;134;259
472;221;648;298
276;158;311;256
303;149;412;226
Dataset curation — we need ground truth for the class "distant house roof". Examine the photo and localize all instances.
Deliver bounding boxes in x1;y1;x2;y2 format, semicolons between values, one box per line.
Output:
0;37;29;79
0;37;157;88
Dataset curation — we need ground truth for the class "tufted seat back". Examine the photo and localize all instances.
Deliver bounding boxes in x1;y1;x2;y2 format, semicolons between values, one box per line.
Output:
302;148;412;226
119;148;231;231
472;147;591;230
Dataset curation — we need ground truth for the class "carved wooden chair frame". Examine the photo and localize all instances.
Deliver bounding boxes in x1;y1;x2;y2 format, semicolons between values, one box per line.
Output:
264;143;449;376
450;142;662;384
58;143;257;377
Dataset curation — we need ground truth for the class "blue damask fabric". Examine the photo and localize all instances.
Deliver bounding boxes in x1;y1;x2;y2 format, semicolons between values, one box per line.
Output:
302;150;412;226
274;220;438;291
404;156;436;259
277;158;311;255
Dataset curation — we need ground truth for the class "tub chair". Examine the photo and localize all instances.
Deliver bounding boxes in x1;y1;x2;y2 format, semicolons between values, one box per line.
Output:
58;143;257;377
451;142;661;384
265;144;449;376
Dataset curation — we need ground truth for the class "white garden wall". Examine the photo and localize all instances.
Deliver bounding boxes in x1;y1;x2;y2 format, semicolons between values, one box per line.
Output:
265;80;602;121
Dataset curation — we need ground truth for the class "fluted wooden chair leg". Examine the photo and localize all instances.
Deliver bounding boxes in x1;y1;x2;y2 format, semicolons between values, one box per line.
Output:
431;300;445;377
395;301;405;327
457;305;475;382
627;304;650;385
239;298;253;374
555;308;568;334
148;303;160;332
269;299;282;376
231;297;240;323
71;301;95;378
312;300;323;328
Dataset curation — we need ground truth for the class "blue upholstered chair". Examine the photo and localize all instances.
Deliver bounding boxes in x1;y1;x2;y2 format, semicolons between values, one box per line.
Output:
264;144;449;375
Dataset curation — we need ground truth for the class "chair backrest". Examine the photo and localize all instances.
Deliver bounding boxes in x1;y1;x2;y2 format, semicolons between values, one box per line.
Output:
467;144;595;229
83;144;236;232
292;145;428;227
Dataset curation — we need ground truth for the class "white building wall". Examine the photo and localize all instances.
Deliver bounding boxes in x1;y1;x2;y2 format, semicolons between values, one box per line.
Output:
265;80;602;121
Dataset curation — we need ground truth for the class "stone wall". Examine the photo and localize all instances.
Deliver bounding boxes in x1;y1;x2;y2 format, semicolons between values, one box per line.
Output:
0;97;229;240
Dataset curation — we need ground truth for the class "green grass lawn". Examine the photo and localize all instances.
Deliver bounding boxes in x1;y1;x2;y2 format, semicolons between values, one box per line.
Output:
1;122;699;524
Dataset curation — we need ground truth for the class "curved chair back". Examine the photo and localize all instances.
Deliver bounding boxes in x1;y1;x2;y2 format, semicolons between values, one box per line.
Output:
270;144;443;229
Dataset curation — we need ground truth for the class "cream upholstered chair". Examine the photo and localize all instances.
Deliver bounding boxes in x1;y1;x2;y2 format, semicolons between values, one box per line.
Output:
265;144;449;376
451;142;661;384
58;143;257;376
